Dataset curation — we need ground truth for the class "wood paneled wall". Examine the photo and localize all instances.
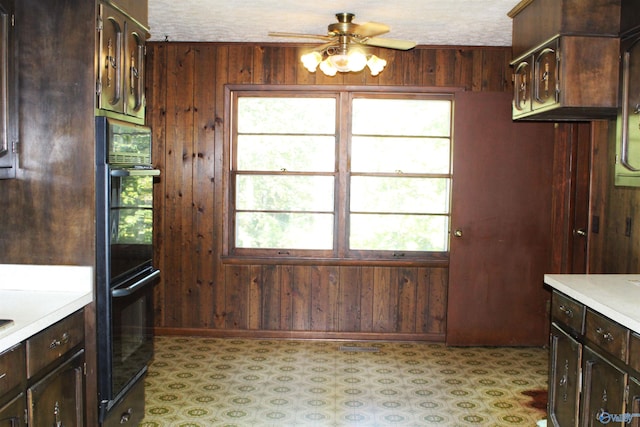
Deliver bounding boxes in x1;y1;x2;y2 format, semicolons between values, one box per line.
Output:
146;42;513;340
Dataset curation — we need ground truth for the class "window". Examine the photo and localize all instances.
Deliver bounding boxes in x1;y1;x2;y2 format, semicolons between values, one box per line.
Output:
228;88;452;261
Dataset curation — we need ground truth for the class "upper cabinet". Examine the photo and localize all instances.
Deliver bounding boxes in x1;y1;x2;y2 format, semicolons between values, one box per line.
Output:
96;0;148;124
508;0;621;121
0;0;17;179
614;0;640;186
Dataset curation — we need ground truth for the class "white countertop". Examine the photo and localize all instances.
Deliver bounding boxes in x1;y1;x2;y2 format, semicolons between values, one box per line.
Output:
0;264;94;353
544;274;640;334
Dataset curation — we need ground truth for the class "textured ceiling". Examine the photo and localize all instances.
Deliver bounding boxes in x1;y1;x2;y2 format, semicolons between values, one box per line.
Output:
148;0;520;46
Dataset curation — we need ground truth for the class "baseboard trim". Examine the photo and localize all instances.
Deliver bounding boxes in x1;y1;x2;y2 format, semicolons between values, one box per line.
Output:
154;327;445;342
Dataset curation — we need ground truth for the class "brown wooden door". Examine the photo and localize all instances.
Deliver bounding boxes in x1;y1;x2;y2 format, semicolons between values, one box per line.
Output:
447;91;554;346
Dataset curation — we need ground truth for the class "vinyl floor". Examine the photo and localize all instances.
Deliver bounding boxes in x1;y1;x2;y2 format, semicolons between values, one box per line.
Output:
139;336;548;427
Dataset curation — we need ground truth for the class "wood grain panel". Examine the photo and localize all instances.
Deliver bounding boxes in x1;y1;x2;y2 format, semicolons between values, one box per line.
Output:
146;42;515;340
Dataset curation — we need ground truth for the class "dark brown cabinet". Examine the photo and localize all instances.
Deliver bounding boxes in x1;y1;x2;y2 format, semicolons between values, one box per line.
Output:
96;0;148;124
509;0;620;121
549;324;581;427
0;343;25;426
581;347;627;426
615;29;640;186
0;0;16;179
549;290;640;427
0;394;25;427
27;350;84;427
511;35;619;121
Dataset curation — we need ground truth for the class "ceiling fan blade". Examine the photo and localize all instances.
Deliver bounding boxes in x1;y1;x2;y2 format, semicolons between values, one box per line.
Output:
355;22;390;38
268;32;334;41
362;37;417;50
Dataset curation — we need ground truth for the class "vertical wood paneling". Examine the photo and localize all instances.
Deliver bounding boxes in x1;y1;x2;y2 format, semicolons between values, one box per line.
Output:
261;265;282;329
339;267;362;331
148;42;168;325
427;267;448;334
310;266;339;331
213;46;229;329
225;265;249;329
292;265;311;330
148;42;514;339
397;268;417;333
248;265;262;329
193;45;218;327
164;44;195;327
280;265;294;329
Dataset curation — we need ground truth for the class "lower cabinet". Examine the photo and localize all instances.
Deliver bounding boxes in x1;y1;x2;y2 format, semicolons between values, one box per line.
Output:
27;349;84;426
0;393;25;426
627;377;640;427
549;324;581;427
0;309;86;427
549;291;639;427
581;347;627;426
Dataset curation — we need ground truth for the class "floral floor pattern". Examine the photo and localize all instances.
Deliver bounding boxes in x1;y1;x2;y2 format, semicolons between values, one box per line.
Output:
140;336;548;427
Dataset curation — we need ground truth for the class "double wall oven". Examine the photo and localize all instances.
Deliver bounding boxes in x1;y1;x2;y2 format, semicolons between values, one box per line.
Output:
95;116;160;426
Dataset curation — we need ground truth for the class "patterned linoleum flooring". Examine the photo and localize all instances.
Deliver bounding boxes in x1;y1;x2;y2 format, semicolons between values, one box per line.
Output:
139;336;548;427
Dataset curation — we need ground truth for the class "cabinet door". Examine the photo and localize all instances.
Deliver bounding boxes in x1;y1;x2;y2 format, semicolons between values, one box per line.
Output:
0;0;16;179
512;57;532;117
629;377;640;427
581;347;627;427
549;324;581;427
124;21;146;121
27;350;84;427
615;34;640;186
0;393;25;427
533;41;558;111
97;2;125;114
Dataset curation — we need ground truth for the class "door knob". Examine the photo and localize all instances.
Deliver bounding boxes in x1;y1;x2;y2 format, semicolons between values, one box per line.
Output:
453;229;463;238
574;228;587;237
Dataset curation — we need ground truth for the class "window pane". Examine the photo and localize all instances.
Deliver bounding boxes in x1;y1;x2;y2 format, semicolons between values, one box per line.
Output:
237;175;334;211
350;177;450;214
352;99;451;137
238;97;335;134
236;212;333;249
350;214;449;251
237;135;335;172
351;136;450;174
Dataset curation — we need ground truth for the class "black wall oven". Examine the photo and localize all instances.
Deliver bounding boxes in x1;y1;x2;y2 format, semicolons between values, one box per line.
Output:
95;116;160;426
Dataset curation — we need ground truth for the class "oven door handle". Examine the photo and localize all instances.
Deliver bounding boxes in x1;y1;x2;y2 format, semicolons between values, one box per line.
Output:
112;269;160;298
110;168;161;177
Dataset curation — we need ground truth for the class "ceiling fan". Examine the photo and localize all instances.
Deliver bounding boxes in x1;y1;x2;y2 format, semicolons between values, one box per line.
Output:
268;13;417;76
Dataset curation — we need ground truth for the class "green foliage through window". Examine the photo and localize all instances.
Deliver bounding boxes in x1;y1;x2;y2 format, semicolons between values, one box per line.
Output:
230;90;452;258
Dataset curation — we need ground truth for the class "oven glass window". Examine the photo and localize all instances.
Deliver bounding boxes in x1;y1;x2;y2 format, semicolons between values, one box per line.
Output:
110;174;154;280
111;287;153;396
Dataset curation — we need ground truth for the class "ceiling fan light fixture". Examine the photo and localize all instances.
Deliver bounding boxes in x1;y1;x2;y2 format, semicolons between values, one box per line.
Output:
318;58;338;76
301;51;322;72
366;54;387;76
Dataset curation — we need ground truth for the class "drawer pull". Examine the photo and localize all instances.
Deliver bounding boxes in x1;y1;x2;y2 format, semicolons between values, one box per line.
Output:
120;408;133;424
596;327;614;342
49;332;70;349
558;304;573;318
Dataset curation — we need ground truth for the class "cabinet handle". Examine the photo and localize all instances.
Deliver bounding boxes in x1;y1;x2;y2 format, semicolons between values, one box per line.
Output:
120;408;133;424
49;332;71;349
0;372;5;380
558;304;573;318
595;327;614;342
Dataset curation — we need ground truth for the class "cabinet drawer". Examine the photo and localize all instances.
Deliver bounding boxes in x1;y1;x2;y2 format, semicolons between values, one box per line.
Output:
26;309;84;378
0;343;25;397
630;333;640;374
551;291;585;334
585;309;629;363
